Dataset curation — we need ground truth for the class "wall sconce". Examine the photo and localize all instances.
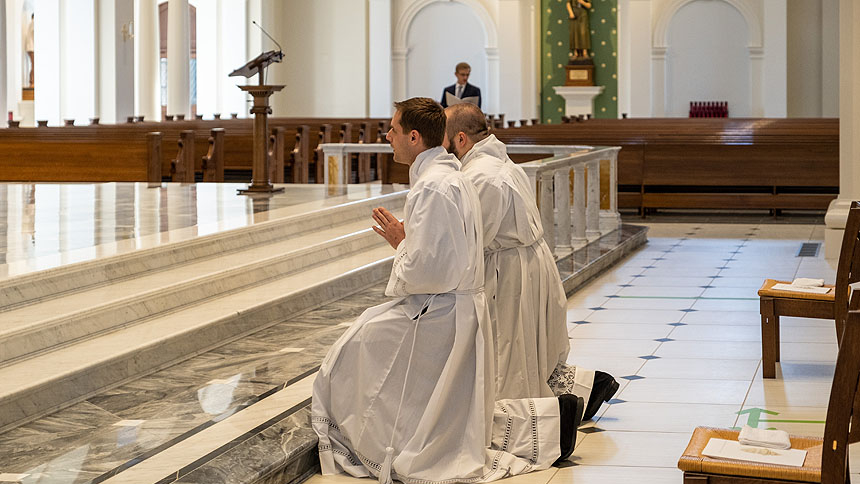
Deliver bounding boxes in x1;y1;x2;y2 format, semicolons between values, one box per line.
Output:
121;20;134;41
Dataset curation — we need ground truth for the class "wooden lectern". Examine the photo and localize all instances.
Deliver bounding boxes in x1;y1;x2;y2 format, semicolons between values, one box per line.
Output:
230;50;285;195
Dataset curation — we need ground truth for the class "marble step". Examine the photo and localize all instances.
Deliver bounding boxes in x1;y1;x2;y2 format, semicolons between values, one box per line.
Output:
0;240;396;433
0;190;406;312
0;223;398;367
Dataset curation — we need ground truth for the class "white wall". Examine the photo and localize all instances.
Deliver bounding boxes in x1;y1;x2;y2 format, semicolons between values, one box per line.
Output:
268;0;368;117
665;0;750;117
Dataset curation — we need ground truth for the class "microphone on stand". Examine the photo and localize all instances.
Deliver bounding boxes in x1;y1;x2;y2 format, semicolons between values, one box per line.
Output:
252;20;283;57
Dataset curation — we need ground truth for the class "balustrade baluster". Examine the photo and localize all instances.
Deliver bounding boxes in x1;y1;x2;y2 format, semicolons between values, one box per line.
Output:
554;169;572;252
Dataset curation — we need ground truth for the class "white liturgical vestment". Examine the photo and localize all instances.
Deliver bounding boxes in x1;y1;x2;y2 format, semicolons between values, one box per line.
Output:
312;146;561;484
459;135;571;399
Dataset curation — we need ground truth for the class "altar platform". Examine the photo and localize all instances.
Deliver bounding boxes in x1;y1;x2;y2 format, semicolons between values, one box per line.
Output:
0;182;645;484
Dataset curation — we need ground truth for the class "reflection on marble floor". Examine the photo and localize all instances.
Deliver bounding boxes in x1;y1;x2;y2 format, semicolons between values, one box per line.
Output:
0;182;403;278
0;280;389;484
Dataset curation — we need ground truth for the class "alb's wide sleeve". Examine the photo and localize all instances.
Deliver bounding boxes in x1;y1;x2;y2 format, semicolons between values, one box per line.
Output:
385;187;470;296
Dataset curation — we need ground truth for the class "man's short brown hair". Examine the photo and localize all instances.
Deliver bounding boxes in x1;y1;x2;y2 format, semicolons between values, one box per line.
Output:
393;97;446;148
445;103;489;145
455;62;471;73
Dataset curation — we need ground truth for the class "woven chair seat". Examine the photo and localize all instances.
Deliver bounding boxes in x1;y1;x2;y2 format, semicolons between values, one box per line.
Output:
678;427;823;483
758;279;835;302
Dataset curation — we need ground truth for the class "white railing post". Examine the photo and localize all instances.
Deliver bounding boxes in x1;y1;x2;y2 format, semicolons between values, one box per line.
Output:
599;149;622;233
554;168;572;253
586;159;600;241
572;164;587;248
540;170;556;255
322;145;348;186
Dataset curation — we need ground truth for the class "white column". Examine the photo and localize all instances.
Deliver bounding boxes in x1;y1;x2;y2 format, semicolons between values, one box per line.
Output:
761;0;786;117
748;47;765;117
821;0;839;117
219;0;247;118
486;47;499;114
167;0;190;118
97;0;135;124
392;48;407;103
137;0;160;121
586;160;600;241
651;47;666;117
0;0;6;120
61;0;96;124
34;0;60;125
824;0;860;260
572;164;586;248
6;1;23;121
195;0;217;117
368;0;392;117
554;168;571;252
619;0;652;117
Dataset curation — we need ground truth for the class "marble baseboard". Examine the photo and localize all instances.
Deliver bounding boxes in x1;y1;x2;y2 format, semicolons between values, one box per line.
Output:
559;224;648;296
0;191;406;311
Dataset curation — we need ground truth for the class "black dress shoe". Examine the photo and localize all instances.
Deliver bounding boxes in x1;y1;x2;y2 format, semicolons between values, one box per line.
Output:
555;394;584;465
583;371;620;421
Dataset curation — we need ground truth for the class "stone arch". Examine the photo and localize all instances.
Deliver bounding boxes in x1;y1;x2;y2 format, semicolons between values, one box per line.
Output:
392;0;500;112
650;0;764;116
653;0;761;49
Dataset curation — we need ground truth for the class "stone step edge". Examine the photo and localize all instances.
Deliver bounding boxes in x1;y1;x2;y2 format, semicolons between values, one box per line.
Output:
0;190;407;311
90;367;319;484
0;256;393;434
0;227;386;368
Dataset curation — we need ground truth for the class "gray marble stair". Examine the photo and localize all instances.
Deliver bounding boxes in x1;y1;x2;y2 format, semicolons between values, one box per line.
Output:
0;192;407;433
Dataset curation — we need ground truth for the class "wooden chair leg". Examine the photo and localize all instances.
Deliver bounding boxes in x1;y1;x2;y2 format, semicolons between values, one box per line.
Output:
761;297;777;378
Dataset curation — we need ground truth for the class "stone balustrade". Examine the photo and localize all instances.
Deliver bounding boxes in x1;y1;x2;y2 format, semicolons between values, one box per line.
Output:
320;143;622;257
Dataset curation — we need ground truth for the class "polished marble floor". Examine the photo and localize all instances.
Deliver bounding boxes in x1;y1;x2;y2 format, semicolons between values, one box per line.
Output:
305;220;853;484
0;211;853;484
0;182;402;279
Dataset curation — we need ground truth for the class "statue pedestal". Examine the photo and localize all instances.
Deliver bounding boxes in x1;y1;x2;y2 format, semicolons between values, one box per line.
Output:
552;85;605;117
237;84;285;195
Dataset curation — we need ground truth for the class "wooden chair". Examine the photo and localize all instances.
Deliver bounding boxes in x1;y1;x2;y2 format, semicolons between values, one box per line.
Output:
758;200;860;378
678;307;860;483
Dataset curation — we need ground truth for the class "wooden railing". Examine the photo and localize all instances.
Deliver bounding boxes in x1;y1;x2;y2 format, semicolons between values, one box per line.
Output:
320;143;621;256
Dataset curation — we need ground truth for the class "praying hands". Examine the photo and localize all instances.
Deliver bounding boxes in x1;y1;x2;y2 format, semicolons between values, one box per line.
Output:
371;207;405;249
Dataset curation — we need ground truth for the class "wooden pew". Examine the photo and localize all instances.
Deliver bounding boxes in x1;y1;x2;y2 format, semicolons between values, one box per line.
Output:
491;118;838;213
0;126;161;183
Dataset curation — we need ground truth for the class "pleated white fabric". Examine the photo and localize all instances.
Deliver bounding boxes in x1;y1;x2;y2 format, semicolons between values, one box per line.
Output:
459;135;571;400
312;147;561;484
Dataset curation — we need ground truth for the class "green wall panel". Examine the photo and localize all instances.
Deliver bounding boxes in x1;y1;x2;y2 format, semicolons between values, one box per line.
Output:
541;0;618;123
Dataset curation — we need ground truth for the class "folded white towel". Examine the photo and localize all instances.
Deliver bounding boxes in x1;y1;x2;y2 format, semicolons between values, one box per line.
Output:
738;425;791;450
792;278;825;287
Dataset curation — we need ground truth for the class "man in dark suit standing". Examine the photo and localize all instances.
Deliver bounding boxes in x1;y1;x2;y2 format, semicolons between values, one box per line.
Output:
440;62;482;109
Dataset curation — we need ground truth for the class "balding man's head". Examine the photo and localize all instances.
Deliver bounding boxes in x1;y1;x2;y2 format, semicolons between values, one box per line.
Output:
444;103;489;160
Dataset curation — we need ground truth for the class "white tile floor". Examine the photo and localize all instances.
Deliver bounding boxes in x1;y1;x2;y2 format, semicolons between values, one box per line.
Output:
307;221;858;484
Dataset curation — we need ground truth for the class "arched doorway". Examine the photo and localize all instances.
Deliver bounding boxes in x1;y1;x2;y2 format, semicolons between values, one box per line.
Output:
665;0;750;117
